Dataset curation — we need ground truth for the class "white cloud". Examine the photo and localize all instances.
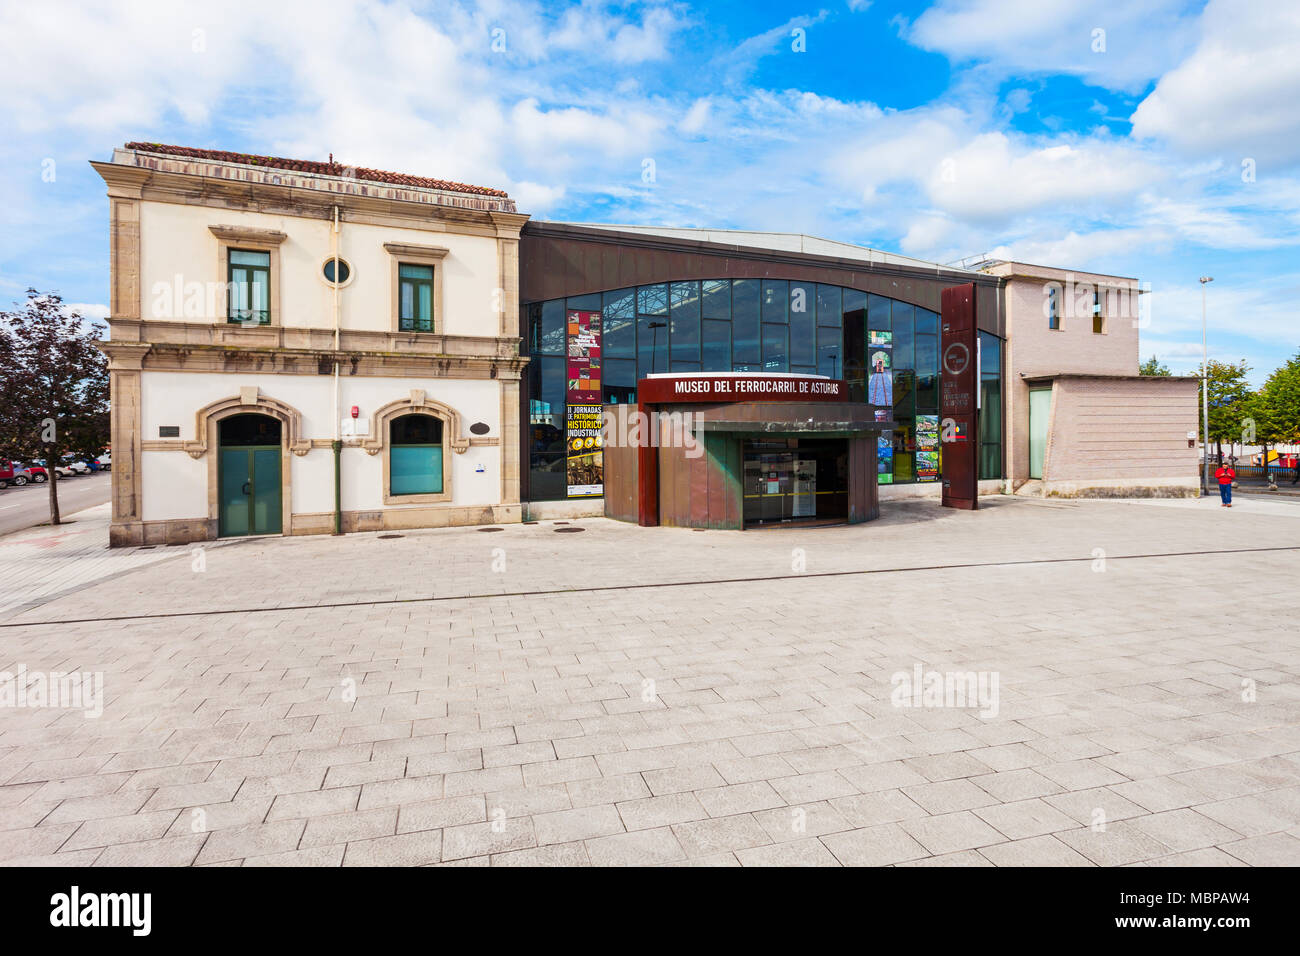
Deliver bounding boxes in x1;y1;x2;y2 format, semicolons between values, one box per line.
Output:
909;0;1199;93
1130;0;1300;167
0;2;259;132
66;302;110;321
679;97;712;135
1138;274;1300;350
711;11;830;86
926;132;1161;224
984;226;1156;269
509;180;566;211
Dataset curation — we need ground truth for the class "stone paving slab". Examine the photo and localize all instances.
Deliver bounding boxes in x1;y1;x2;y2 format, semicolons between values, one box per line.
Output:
0;495;1298;866
0;504;201;616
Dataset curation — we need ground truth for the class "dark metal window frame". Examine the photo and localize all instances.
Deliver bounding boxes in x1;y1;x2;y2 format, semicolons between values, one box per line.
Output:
398;264;435;333
227;249;271;325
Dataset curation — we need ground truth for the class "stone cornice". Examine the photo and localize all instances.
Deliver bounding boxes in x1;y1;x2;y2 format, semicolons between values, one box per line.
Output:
383;241;449;259
209;224;288;244
489;211;529;240
95;341;150;370
99;340;529;380
91;158;530;237
90;161;151;198
105;317;522;359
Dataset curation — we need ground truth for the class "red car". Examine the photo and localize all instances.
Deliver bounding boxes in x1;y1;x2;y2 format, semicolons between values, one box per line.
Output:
0;462;39;488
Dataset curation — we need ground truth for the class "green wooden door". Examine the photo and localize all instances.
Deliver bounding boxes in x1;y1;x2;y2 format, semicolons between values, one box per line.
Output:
219;446;281;536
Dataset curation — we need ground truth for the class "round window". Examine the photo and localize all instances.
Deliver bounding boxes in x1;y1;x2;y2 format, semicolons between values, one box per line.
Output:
322;257;351;284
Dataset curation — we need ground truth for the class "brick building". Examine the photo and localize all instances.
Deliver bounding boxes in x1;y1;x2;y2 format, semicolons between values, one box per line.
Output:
981;261;1199;497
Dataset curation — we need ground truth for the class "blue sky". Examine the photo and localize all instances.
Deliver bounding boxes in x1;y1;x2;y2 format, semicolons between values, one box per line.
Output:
2;0;1297;384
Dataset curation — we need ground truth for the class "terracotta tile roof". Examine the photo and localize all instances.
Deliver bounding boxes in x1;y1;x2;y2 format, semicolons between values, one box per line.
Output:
124;142;510;198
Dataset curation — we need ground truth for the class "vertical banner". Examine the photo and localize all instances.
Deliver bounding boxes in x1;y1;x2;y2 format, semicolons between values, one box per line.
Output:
915;414;939;481
867;330;893;406
940;283;979;509
566;309;603;497
869;330;894;483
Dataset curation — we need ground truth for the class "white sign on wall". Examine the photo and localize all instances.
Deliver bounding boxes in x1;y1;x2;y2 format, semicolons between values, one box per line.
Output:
340;417;369;437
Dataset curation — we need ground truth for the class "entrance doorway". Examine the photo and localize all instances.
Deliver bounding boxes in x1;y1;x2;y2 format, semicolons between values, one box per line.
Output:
742;439;847;527
1028;388;1051;480
218;413;282;537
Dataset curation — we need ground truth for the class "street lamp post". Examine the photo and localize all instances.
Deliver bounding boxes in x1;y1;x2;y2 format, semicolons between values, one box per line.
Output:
1200;276;1213;495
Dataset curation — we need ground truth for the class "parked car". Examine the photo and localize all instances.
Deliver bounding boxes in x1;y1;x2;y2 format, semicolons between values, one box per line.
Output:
0;462;35;486
96;452;111;471
80;457;100;473
36;458;78;479
60;457;91;476
22;463;48;483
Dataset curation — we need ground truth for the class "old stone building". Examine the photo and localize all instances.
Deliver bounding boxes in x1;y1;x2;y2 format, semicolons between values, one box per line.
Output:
94;143;528;546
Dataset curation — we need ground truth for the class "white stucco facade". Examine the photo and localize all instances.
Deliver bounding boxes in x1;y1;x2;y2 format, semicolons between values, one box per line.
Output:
95;143;528;546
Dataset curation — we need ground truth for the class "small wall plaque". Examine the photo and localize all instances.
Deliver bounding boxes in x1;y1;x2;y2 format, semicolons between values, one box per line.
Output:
159;425;180;438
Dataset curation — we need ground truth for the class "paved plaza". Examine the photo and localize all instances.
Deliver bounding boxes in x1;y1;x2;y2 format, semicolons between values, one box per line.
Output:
1;493;1299;866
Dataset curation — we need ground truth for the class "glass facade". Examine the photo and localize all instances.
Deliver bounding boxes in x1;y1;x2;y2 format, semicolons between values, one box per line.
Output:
524;279;1003;500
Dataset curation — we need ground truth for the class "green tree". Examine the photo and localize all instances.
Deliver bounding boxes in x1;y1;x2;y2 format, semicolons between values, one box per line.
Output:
0;290;110;525
1139;355;1171;376
1259;350;1300;447
1201;359;1251;459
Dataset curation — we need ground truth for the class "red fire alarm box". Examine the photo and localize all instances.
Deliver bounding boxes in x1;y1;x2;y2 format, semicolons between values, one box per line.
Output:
350;406;359;419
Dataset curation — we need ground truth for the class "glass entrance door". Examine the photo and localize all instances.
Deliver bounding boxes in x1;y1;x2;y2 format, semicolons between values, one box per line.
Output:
791;459;816;517
742;440;845;526
218;414;282;537
744;450;794;524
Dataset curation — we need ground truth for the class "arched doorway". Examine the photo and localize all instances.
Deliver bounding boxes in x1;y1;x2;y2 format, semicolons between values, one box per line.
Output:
218;413;283;536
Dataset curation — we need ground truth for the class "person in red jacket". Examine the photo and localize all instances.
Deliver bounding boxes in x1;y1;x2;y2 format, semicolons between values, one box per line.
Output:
1214;462;1235;506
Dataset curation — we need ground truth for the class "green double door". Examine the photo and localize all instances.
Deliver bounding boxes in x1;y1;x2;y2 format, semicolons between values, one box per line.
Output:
218;414;282;537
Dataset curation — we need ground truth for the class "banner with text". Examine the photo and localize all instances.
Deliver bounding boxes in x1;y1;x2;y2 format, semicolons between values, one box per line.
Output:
566;309;603;497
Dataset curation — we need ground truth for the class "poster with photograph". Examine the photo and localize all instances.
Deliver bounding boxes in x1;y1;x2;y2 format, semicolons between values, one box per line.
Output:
566;309;603;497
868;347;893;406
877;433;894;485
916;414;939;481
566;309;601;403
868;330;892;347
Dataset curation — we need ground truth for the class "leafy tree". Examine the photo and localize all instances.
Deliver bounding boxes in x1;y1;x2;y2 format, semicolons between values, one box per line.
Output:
1259;350;1300;446
1200;359;1251;459
1139;355;1171;376
0;290;110;525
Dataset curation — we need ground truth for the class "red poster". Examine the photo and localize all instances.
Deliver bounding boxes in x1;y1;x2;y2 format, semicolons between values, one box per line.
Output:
566;310;601;402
